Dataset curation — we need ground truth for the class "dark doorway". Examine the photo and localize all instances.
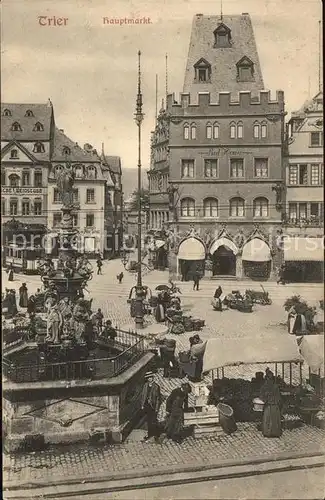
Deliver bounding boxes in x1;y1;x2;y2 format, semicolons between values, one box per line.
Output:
211;246;236;276
284;261;323;283
179;259;205;281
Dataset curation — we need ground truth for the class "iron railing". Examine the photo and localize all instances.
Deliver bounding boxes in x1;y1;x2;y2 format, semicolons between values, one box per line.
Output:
3;329;146;384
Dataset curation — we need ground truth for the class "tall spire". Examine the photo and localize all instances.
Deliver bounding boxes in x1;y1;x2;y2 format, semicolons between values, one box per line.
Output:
220;0;223;21
155;74;158;124
165;53;168;103
135;50;144;126
319;20;322;92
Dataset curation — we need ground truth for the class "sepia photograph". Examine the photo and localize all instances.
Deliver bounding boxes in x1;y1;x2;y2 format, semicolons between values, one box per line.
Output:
1;0;324;498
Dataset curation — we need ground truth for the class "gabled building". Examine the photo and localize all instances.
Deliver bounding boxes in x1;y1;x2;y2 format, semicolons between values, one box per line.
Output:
1;101;54;271
282;91;324;282
103;155;123;255
148;13;286;281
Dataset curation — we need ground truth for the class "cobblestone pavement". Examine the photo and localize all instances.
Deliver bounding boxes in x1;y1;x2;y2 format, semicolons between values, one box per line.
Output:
2;261;324;486
3;423;325;485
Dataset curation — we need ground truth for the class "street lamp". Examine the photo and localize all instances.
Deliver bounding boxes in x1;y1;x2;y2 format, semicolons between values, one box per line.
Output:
133;50;146;329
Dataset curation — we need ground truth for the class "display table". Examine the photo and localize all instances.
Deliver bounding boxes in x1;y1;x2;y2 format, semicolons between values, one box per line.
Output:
184;383;222;437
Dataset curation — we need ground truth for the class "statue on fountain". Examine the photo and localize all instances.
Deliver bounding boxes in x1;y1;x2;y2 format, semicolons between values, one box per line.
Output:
71;299;91;343
57;162;76;207
46;304;63;343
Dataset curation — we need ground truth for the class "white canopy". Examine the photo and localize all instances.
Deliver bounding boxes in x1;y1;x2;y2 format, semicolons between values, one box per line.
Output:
283;237;324;262
178;237;205;260
299;335;324;376
209;237;238;256
203;335;302;373
242;238;272;262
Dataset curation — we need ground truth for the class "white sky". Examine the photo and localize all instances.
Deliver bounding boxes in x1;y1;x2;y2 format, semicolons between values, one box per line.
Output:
1;0;322;170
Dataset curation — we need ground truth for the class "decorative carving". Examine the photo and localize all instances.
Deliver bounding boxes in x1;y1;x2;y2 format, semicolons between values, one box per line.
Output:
266;114;281;122
272;182;284;210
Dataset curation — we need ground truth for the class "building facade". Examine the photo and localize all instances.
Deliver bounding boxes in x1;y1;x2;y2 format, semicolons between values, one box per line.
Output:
1;102;54;271
282;91;324;282
148;13;286;280
1;102;123;268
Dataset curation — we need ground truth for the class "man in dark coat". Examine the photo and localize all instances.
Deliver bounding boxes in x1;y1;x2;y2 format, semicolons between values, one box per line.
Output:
165;382;191;443
96;258;103;275
140;372;161;442
193;269;201;291
260;368;282;438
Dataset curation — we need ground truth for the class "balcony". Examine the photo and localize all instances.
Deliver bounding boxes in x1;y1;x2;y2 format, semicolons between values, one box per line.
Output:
282;216;324;228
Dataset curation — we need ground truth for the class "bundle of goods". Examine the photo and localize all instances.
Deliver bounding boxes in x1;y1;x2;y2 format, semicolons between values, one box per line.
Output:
169;322;185;335
192;318;205;330
149;296;159;308
183;316;194;332
245;286;272;305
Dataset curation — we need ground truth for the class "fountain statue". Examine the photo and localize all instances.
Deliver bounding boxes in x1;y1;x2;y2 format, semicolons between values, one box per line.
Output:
37;162;94;345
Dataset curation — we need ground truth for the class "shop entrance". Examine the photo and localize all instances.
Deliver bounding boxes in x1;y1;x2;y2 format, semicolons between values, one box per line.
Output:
212;246;236;276
284;261;324;283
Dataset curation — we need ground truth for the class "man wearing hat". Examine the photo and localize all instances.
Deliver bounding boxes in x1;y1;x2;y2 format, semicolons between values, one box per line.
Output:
140;372;161;442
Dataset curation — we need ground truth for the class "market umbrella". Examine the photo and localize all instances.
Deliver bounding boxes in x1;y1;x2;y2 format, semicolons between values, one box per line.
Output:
155;285;170;291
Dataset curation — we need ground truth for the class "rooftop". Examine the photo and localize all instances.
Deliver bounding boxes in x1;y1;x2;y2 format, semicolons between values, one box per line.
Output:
1;102;54;141
183;14;264;98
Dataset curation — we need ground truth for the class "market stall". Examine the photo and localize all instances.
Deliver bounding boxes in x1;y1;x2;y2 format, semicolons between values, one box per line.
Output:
202;335;304;425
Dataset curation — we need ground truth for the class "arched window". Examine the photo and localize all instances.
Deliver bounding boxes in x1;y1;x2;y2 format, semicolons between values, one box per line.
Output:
237;122;243;139
22;170;30;186
190;123;197;140
203;198;218;217
183;123;190;140
229;197;245;217
253;123;260;138
33;122;44;132
10;149;19;159
253;197;269;217
25;110;34;117
75;164;84;178
261;122;267;138
87;166;97;179
230;122;236;139
54;165;63;177
206;123;212;139
22;198;30;216
62;146;71;155
213;122;219;139
3;109;11;116
11;122;22;131
180;197;195;217
33;142;45;153
9;174;20;188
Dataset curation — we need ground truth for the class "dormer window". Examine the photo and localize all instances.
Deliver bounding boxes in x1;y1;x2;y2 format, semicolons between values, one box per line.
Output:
236;56;254;82
194;58;211;83
33;142;45;153
33;122;44;131
11;122;22;132
214;23;232;48
25;110;34;117
62;146;71;156
3;109;11;116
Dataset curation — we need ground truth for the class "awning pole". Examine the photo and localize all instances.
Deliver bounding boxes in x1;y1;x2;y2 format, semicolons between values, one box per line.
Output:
299;362;303;386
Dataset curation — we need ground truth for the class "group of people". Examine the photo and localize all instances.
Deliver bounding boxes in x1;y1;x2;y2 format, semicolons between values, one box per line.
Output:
91;308;117;341
141;372;192;444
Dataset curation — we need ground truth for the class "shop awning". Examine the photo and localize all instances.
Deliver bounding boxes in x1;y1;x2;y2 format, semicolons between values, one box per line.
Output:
209;237;238;256
283;237;324;262
242;238;271;262
299;335;324;376
178;237;206;261
203;335;301;373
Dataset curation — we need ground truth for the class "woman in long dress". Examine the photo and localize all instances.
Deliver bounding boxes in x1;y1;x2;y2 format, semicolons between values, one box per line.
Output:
19;283;28;308
7;263;14;281
165;383;191;443
260;369;282;438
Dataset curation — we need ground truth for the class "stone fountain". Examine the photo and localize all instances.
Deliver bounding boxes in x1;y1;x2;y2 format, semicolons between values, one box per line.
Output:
3;163;155;452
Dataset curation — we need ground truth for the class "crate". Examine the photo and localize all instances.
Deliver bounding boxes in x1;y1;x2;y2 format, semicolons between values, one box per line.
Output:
184;408;222;438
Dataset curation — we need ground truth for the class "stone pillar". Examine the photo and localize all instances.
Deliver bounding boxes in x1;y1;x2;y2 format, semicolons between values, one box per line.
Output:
236;254;243;279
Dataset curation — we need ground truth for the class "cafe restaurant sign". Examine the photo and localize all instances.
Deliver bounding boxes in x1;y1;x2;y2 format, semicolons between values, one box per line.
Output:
1;187;43;195
199;148;253;157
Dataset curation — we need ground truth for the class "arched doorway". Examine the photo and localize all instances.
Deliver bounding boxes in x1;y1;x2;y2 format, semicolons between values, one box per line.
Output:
177;237;206;281
242;238;272;280
209;238;238;277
